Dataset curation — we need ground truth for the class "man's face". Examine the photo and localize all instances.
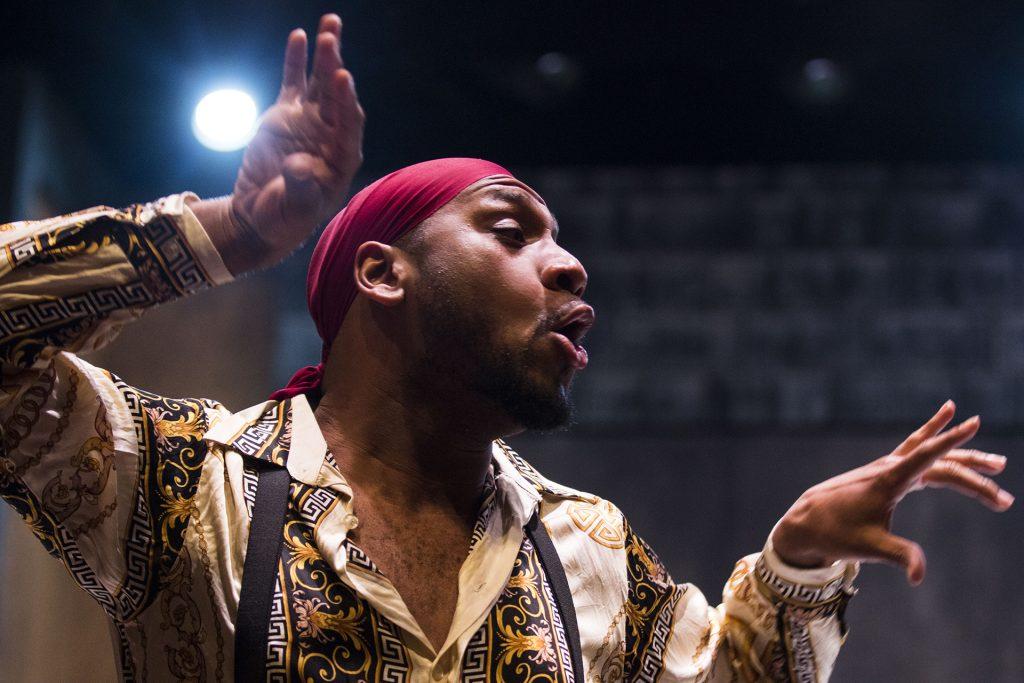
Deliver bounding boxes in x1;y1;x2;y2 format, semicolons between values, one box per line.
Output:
402;176;592;432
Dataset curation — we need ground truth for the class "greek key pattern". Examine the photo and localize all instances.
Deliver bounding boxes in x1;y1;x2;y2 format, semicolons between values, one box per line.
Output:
461;627;488;683
344;539;381;574
0;283;151;340
754;554;846;605
624;522;684;681
266;566;290;682
374;615;409;683
632;589;682;683
779;607;817;683
539;558;576;682
468;468;496;552
242;467;258;520
114;214;213;297
231;401;287;462
111;620;138;683
5;234;39;265
297;485;337;525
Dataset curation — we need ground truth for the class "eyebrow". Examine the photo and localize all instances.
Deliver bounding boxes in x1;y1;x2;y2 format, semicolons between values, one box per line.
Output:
487;187;560;241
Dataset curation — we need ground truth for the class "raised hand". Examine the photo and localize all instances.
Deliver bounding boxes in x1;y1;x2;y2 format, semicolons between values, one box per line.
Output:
770;401;1013;585
196;13;365;275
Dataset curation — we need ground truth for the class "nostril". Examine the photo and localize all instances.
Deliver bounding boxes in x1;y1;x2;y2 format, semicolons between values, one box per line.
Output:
556;271;582;295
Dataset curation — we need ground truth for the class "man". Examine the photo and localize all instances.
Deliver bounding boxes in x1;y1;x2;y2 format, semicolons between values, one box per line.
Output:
0;13;1013;682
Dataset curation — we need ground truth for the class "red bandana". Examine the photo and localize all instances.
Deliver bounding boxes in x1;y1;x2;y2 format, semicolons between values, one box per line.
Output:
269;158;514;401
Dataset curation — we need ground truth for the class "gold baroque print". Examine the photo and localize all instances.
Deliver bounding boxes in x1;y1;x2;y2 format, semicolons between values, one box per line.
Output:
159;545;208;682
463;537;570;683
623;523;685;681
282;480;408;681
41;401;115;523
568;499;625;549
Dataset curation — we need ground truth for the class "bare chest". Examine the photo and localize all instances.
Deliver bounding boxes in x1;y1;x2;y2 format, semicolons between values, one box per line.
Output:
350;514;473;650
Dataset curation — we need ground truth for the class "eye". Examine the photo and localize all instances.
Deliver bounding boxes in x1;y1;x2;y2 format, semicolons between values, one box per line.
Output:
493;224;527;245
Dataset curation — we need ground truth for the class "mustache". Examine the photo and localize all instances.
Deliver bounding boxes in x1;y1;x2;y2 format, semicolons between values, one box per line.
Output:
535;299;592;336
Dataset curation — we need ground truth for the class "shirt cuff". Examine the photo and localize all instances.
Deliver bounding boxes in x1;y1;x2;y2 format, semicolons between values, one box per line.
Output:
754;535;859;606
158;192;234;287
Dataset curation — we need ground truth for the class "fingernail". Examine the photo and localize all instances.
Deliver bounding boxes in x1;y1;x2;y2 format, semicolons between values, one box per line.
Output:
986;454;1007;465
944;399;954;409
964;416;980;428
997;490;1015;508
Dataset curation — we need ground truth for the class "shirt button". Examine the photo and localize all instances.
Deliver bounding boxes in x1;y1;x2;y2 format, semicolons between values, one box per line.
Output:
343;513;359;529
431;667;446;681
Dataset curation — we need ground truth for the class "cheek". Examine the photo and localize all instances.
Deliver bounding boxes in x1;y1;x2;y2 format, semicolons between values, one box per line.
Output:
454;247;544;322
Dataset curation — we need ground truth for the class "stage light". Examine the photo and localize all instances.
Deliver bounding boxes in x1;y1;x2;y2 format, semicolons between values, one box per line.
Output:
800;58;845;104
192;89;259;152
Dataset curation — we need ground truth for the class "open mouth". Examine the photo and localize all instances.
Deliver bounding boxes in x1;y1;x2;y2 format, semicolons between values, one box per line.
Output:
550;305;594;370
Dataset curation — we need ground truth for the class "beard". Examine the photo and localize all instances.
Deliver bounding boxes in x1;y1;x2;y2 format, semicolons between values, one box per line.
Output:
408;280;574;432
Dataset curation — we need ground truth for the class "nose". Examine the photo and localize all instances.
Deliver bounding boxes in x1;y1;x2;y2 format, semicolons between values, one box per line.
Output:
541;247;588;298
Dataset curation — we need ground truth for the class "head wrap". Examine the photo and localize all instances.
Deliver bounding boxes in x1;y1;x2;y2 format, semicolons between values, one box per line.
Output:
269;158;514;401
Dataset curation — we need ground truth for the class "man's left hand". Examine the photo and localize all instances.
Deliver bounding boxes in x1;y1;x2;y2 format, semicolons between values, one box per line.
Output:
770;400;1013;584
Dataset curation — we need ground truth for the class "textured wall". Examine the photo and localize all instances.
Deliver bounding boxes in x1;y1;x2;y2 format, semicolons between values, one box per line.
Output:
522;165;1024;430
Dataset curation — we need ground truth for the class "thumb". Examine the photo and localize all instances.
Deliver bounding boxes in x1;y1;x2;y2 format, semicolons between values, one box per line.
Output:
281;152;323;222
872;531;927;586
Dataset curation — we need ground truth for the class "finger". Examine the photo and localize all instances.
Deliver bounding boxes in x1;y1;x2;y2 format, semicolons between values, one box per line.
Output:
923;460;1015;511
894;400;955;455
318;12;342;41
320;68;363;127
889;416;980;486
279;28;308;97
309;28;344;101
944;448;1007;476
868;531;927;586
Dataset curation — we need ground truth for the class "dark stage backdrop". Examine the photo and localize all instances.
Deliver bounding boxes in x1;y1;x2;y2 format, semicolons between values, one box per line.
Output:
2;161;1023;681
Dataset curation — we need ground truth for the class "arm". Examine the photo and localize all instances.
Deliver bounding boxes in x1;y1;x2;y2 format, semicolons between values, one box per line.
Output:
0;195;232;618
622;403;1012;681
0;12;362;612
622;521;857;681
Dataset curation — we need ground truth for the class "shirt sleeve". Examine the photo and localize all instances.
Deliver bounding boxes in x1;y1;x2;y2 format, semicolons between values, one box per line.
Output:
623;519;858;682
0;194;232;621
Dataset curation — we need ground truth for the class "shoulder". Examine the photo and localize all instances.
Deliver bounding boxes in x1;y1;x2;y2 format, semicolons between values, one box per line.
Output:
494;438;634;552
87;359;231;448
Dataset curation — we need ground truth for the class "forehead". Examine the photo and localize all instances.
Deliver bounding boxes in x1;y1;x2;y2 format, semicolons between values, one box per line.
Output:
453;177;556;225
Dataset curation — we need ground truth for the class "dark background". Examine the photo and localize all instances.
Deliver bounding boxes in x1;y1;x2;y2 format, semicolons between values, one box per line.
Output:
1;1;1022;681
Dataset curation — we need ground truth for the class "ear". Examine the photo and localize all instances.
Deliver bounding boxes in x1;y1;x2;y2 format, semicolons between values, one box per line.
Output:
353;241;410;306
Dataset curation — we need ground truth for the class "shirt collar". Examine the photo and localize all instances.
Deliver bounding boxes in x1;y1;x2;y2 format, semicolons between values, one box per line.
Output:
204;394;593;516
204;393;334;489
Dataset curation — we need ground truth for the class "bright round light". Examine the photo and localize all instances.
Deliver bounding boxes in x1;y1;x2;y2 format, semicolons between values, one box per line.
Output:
192;89;259;151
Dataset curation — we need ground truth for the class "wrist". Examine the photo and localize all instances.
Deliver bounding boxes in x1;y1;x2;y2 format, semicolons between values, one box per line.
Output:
186;195;268;276
770;517;830;569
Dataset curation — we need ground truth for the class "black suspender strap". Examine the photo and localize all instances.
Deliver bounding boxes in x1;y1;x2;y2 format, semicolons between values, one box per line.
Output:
524;510;585;680
234;464;290;683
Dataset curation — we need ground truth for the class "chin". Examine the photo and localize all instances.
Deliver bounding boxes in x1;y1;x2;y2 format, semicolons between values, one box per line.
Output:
503;378;575;432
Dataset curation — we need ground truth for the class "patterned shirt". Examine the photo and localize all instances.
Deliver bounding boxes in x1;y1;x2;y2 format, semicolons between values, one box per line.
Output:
0;195;859;682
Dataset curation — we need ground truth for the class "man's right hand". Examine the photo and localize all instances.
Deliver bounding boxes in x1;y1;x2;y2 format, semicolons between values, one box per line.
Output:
192;13;365;275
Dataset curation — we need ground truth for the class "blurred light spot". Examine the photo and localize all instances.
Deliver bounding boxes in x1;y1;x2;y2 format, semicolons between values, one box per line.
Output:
536;52;581;91
192;89;258;151
800;58;845;104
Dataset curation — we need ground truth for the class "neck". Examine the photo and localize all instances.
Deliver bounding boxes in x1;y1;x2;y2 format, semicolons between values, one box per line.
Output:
314;355;500;520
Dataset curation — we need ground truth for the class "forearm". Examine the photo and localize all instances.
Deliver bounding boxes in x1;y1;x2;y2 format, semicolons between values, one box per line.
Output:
0;194;232;376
